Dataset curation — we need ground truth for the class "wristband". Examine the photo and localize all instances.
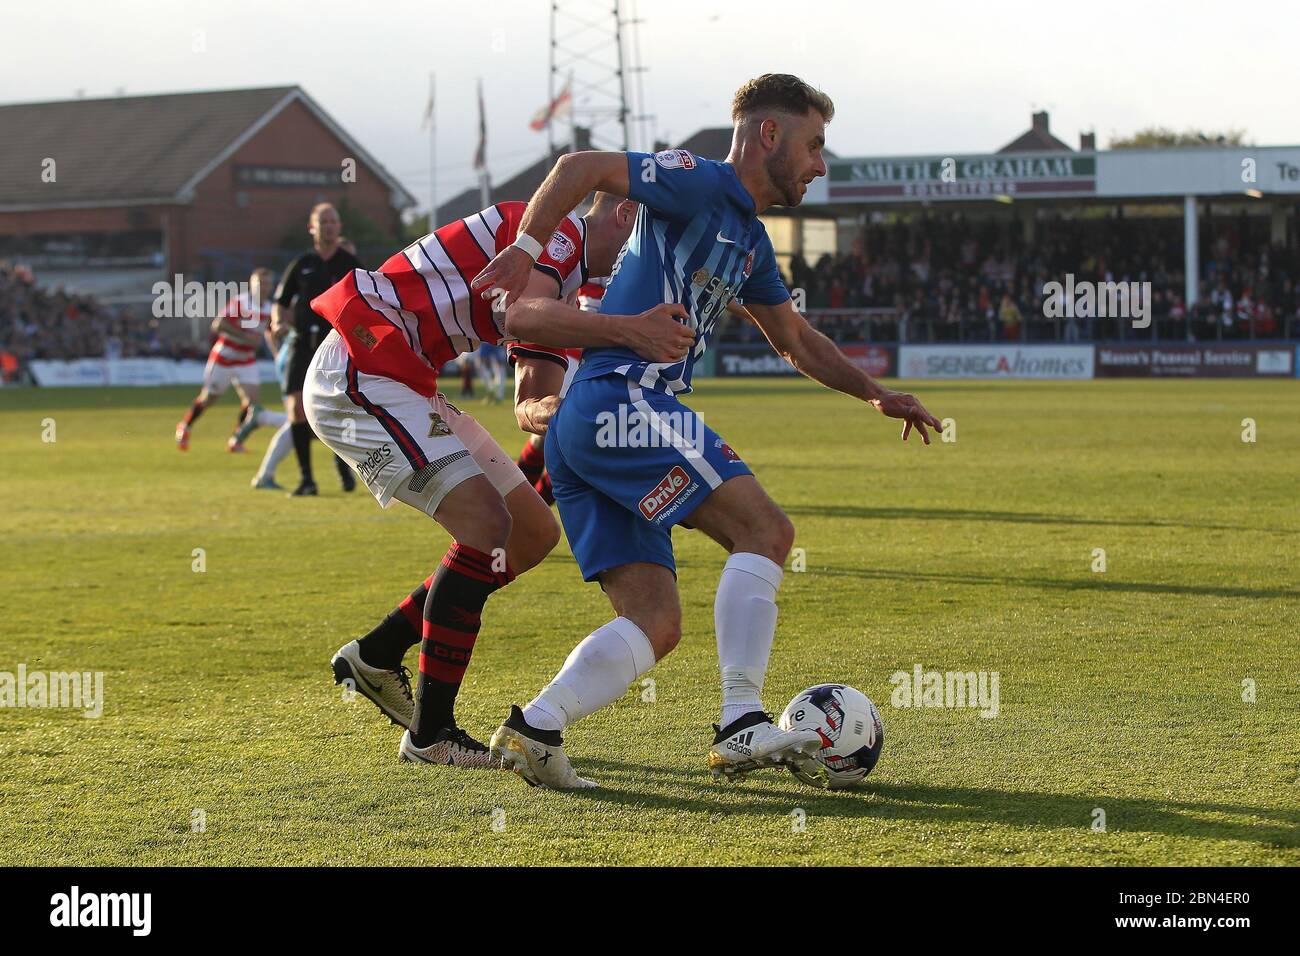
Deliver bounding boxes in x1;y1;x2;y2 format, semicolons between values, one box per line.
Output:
511;233;544;262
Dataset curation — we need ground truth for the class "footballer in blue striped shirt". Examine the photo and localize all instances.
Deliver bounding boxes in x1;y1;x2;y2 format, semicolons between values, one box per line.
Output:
473;73;942;790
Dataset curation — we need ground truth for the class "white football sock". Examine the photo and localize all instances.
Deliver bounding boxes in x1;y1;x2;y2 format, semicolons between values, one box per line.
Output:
257;409;288;428
255;420;293;481
715;552;783;727
523;617;656;732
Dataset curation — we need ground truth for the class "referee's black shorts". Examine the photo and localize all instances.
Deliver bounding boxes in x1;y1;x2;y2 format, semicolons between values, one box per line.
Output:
283;323;330;395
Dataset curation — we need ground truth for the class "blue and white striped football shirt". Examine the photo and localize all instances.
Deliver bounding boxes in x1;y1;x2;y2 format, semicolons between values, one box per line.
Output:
573;149;790;395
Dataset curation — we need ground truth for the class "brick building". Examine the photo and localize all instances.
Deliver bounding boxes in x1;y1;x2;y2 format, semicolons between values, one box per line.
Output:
0;86;415;291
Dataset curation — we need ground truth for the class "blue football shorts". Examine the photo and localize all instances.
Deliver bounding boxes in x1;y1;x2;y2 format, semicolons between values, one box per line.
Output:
544;372;752;581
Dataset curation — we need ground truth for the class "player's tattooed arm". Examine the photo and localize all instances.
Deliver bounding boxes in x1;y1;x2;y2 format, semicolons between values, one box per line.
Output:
741;298;943;444
513;355;566;435
505;271;694;363
472;152;630;306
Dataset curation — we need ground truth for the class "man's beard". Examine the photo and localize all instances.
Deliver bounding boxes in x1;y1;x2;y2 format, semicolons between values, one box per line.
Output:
766;150;803;206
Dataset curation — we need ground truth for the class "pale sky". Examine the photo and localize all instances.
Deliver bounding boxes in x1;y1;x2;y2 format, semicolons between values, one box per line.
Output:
3;0;1297;210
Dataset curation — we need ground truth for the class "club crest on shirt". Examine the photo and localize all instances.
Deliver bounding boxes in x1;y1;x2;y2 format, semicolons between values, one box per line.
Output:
351;324;378;351
428;412;452;437
743;250;755;277
692;267;710;287
654;148;696;170
546;231;577;263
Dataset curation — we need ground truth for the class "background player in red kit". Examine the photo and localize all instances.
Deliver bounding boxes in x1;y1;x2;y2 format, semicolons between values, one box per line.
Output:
175;267;280;452
307;193;692;766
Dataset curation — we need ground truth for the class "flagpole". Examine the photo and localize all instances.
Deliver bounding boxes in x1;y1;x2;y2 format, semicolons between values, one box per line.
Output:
477;78;490;209
428;72;438;230
547;3;556;155
568;70;576;152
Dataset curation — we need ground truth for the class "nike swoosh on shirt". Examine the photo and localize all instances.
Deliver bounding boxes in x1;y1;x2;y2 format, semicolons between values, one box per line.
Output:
716;231;737;244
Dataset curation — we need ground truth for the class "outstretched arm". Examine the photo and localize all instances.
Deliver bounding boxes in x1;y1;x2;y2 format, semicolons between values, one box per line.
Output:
740;299;943;444
471;152;630;306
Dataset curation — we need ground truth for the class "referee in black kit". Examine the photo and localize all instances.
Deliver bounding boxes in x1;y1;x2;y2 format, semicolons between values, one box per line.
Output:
272;202;361;496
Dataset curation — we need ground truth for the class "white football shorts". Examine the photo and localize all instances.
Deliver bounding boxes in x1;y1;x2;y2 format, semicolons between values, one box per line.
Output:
202;356;259;396
304;330;525;515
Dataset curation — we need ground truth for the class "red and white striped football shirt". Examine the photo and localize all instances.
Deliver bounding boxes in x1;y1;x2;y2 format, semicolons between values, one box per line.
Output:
575;275;608;312
209;295;272;366
310;201;588;397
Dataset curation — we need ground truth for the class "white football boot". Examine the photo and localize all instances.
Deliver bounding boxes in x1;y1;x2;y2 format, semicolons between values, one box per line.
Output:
399;727;502;769
331;640;414;728
707;711;823;781
489;705;596;790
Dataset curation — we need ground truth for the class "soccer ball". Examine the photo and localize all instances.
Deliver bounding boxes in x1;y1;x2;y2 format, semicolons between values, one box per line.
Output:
778;683;884;789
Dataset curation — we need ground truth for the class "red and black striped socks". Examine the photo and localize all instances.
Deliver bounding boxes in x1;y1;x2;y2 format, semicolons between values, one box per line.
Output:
516;438;545;486
516;439;555;505
410;543;514;745
356;573;434;670
535;471;555;506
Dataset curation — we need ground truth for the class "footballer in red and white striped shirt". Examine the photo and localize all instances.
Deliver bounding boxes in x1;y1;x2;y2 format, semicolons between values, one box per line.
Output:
310;200;591;396
305;193;663;766
175;267;281;452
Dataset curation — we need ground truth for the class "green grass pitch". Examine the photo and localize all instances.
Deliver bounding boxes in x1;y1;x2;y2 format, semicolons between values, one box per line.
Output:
0;377;1296;866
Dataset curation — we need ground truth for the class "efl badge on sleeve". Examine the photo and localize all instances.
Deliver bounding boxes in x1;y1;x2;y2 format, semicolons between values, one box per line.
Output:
654;149;696;170
546;231;577;263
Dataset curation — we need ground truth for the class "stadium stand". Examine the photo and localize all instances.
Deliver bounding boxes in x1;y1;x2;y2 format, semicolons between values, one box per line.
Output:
0;261;202;383
724;213;1299;345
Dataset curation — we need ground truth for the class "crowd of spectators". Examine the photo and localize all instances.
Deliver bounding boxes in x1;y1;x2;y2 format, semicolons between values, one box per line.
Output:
6;212;1299;382
0;261;203;382
724;213;1300;345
